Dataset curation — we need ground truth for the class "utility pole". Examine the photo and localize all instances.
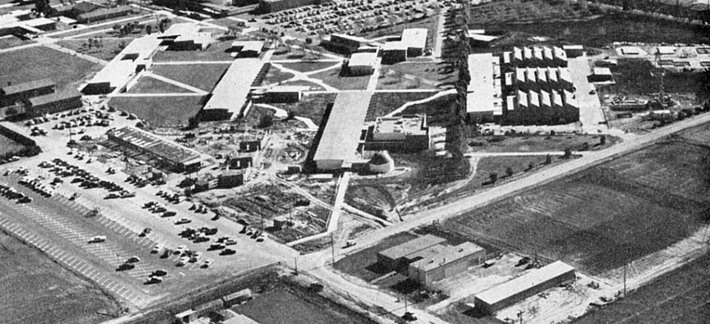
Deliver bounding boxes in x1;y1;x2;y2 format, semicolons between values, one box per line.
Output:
294;256;298;274
330;233;335;265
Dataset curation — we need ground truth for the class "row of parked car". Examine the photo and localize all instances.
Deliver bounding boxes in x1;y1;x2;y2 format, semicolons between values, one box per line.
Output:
0;182;32;203
43;158;135;199
19;175;56;198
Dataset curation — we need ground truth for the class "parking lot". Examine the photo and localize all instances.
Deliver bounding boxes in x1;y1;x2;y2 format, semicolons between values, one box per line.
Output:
0;106;299;309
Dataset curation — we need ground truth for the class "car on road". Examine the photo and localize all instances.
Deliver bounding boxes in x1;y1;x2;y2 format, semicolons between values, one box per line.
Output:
88;235;106;243
174;218;191;225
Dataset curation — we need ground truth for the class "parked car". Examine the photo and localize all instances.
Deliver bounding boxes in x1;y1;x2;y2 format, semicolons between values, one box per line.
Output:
88;235;106;243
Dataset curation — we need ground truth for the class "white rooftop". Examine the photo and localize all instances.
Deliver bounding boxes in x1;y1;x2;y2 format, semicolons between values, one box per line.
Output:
349;52;378;67
401;28;427;49
466;53;502;114
203;58;264;116
313;91;372;163
476;261;575;305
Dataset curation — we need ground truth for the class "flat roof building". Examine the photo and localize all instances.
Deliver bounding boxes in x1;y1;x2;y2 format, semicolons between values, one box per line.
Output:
348;52;377;76
400;28;427;56
589;67;614;82
408;242;486;286
474;261;575;314
108;126;203;172
203;58;265;120
312;91;372;171
364;114;432;152
26;88;82;117
377;234;447;270
230;40;264;57
466;53;503;122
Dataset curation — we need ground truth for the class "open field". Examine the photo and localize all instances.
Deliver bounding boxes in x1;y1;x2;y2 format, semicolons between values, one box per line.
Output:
310;68;371;90
467;134;616;153
152;41;234;62
598;59;709;99
270;93;337;126
378;62;458;90
108;95;205;127
127;76;193;94
0;232;121;324
0;35;33;49
279;61;339;73
444;140;710;275
56;38;131;61
474;12;710;48
232;279;376;324
0;135;25;156
151;64;229;92
471;155;551;188
468;0;590;24
573;251;710;324
0;46;100;91
365;91;438;121
334;232;417;282
677;121;710;143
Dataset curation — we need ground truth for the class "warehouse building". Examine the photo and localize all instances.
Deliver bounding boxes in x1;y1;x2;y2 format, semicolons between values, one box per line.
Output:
312;91;371;171
347;52;378;76
202;58;266;120
229;40;264;57
474;261;575;315
363;114;432;152
251;85;308;103
377;234;447;270
328;33;370;53
408;242;486;286
0;78;55;107
108;126;203;172
25;88;82;117
465;53;503;123
76;6;133;24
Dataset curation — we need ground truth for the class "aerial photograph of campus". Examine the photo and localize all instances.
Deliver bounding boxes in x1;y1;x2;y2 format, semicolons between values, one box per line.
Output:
0;0;708;323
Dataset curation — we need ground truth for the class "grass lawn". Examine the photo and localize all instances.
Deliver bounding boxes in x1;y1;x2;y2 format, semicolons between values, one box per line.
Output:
474;12;710;49
677;121;710;143
385;62;458;86
471;155;551;188
366;91;439;121
260;66;296;86
598;59;709;99
467;134;616;153
444;140;710;274
573;251;710;324
126;76;193;94
278;61;339;73
376;67;441;90
270;93;337;126
278;79;327;91
55;38;128;61
0;134;25;156
0;46;100;92
310;68;370;90
0;35;33;50
0;232;121;324
334;232;417;282
151;64;229;92
108;95;205;127
152;40;235;62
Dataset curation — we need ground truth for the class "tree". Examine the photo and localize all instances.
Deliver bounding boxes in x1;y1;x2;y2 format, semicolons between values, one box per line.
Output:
146;25;152;35
506;167;514;177
305;37;313;44
563;147;572;158
527;161;535;171
600;135;606;145
545;154;552;165
87;37;93;50
258;114;273;128
489;172;498;183
187;116;200;129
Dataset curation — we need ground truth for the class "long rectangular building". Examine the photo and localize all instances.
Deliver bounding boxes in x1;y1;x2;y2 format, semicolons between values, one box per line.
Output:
466;53;502;123
202;58;264;120
474;261;575;314
107;126;203;172
377;234;447;270
312;91;371;171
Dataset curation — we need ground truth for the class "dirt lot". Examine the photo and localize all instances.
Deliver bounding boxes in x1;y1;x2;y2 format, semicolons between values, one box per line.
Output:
0;134;25;156
151;64;229;92
444;140;710;275
127;76;192;94
334;232;417;282
269;93;337;126
598;59;709;99
232;275;376;324
572;251;710;324
0;232;122;324
107;95;206;128
0;46;100;92
467;134;616;153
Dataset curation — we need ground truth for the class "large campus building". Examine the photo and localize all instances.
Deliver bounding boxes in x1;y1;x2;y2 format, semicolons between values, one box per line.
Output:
202;58;268;120
363;114;433;152
107;126;203;172
312;91;372;171
466;46;580;125
381;28;428;63
0;79;82;119
474;261;575;314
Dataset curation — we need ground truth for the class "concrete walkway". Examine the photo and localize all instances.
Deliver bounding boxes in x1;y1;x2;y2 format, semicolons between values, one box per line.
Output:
151;61;233;65
366;58;383;91
109;93;206;97
432;7;449;59
385;89;456;117
270;63;340;92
